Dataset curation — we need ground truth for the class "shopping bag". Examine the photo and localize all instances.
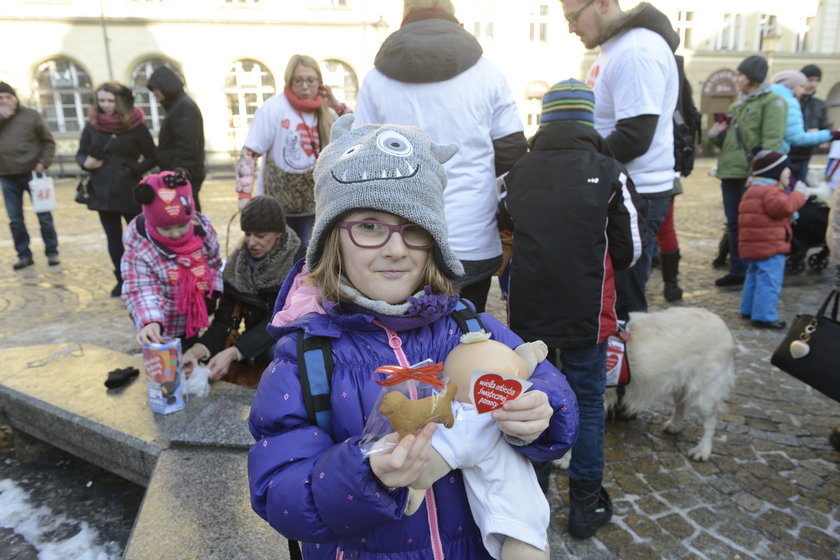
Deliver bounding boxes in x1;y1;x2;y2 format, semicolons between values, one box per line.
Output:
28;171;57;213
770;288;840;403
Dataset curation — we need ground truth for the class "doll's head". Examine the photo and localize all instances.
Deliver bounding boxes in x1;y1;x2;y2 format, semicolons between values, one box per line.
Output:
306;115;463;302
444;332;548;403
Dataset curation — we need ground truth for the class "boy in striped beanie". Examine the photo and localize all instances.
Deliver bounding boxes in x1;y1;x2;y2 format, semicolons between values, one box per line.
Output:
505;78;643;538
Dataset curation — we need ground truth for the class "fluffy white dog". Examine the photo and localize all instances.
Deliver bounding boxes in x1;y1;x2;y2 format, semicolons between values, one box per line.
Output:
558;307;736;466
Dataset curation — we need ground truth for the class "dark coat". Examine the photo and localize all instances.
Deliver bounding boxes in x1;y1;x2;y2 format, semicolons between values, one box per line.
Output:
506;121;644;350
146;67;205;184
75;123;156;214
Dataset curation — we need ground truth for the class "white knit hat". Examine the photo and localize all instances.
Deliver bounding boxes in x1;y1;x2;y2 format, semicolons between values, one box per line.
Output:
307;115;463;278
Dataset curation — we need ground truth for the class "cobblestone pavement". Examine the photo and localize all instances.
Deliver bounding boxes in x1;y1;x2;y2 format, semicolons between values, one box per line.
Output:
1;159;838;559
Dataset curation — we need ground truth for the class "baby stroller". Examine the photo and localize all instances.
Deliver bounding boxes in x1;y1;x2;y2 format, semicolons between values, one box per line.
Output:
786;200;831;274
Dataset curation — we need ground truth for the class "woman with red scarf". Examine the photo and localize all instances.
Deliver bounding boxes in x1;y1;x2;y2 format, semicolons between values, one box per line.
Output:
234;54;348;250
76;81;156;297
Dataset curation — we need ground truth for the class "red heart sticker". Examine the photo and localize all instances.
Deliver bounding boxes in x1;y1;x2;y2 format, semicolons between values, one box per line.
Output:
470;371;532;414
606;353;619;372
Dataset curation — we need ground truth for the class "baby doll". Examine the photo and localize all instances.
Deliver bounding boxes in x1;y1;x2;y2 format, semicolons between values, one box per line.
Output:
396;333;551;560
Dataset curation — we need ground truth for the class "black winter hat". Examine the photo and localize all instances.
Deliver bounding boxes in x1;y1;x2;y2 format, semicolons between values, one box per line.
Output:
0;82;17;98
240;195;286;233
737;56;768;83
751;148;788;181
800;64;822;79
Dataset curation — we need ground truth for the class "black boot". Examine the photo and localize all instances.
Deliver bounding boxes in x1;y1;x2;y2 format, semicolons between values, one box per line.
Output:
569;478;612;538
660;250;683;301
830;426;840;451
711;229;729;268
111;270;123;298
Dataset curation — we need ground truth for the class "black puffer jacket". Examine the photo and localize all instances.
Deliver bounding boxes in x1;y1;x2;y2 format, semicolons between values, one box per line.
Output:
506;122;643;350
75;123;156;214
146;66;205;184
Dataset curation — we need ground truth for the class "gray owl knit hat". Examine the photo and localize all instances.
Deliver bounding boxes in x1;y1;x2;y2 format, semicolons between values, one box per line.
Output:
307;114;463;279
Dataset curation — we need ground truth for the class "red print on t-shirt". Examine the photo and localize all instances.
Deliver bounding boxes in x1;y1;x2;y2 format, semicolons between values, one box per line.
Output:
586;65;600;88
297;123;318;157
281;118;290;130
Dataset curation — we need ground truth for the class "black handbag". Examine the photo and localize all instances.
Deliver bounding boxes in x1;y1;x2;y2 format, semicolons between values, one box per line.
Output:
74;176;92;205
770;288;840;403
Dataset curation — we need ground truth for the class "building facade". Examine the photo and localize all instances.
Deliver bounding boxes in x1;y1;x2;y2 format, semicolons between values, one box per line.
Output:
2;0;838;162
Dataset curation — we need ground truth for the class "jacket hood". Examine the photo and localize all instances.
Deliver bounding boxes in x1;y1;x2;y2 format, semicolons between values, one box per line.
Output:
146;67;184;107
732;82;774;109
531;121;613;156
597;2;680;52
374;19;483;83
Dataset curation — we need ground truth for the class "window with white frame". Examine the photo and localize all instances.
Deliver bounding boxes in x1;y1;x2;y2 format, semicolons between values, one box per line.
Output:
131;58;181;133
758;14;779;52
675;11;693;50
34;58;92;134
529;3;549;42
714;13;741;51
309;0;348;8
320;59;358;108
225;59;276;136
794;16;812;53
473;21;495;40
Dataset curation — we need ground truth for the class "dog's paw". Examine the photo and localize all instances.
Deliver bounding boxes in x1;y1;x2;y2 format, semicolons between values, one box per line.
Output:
553;453;571;470
663;419;682;434
687;444;711;462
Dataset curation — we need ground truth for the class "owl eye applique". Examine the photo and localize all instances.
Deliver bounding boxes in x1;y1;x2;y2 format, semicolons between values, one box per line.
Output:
376;131;413;157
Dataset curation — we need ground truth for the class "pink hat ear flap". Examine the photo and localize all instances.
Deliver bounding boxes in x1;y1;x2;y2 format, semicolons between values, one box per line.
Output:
134;183;155;205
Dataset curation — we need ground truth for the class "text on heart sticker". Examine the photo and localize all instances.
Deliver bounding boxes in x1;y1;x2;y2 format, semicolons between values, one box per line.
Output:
470;371;532;414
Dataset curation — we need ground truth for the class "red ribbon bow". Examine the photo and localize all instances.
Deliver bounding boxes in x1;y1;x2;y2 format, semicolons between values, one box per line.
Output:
374;362;445;389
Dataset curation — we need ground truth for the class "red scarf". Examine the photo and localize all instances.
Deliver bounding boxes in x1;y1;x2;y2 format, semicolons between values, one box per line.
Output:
148;223;215;338
90;107;146;134
284;85;323;113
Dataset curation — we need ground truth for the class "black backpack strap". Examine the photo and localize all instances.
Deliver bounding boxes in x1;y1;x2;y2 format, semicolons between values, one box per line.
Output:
297;332;334;434
288;540;303;560
451;299;486;335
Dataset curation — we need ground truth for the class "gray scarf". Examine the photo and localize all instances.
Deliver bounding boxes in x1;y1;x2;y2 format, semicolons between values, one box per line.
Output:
224;226;300;294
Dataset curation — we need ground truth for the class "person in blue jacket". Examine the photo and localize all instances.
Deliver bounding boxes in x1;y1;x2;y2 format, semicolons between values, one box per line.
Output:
247;115;579;559
769;70;840;181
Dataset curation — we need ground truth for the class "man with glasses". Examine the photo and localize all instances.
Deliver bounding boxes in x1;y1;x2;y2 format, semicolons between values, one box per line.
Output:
557;0;679;539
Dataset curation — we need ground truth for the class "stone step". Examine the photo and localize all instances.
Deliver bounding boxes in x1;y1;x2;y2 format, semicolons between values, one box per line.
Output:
0;343;289;560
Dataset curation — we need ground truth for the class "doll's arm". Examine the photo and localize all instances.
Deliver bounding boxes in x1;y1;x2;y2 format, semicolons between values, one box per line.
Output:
404;449;451;515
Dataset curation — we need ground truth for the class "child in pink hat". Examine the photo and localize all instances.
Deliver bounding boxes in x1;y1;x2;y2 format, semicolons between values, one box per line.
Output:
121;170;223;346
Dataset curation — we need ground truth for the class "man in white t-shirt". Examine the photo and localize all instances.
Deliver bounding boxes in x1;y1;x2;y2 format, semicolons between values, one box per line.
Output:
354;0;526;313
558;0;679;539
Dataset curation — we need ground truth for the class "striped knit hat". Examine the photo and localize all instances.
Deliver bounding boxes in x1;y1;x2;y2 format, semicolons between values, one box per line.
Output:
540;79;595;127
751;149;788;181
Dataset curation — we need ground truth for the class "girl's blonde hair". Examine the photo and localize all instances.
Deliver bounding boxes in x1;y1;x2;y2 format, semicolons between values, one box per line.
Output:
284;54;335;146
88;81;135;127
308;227;457;303
402;0;456;19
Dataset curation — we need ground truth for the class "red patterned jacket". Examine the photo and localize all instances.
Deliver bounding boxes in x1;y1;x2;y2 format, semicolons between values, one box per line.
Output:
738;181;806;261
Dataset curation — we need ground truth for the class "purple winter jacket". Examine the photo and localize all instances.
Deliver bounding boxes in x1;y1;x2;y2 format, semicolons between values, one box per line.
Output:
248;262;579;559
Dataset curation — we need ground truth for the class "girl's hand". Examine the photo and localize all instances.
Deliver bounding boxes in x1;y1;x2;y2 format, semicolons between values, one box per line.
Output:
318;84;340;110
137;322;163;346
207;346;238;380
83;155;103;170
707;121;728;137
492;390;552;444
369;423;437;489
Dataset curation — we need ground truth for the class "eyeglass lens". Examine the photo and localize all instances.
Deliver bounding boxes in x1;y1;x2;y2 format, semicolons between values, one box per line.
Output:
345;221;434;248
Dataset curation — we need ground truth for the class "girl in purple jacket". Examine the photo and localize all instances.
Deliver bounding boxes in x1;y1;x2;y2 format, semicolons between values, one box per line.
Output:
248;115;578;559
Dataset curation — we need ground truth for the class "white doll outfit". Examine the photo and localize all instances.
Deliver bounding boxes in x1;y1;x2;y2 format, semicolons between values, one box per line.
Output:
431;401;549;559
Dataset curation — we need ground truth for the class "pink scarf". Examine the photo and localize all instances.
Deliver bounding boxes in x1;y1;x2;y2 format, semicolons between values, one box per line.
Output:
90;107;146;134
148;223;215;338
284;86;323;113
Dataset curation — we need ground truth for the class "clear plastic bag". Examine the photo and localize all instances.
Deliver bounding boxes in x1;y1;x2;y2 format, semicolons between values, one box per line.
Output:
185;364;211;397
359;359;451;458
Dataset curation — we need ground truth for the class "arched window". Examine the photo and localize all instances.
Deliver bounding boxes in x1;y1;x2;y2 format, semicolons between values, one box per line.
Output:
320;59;358;108
225;59;276;130
34;58;92;134
131;58;182;133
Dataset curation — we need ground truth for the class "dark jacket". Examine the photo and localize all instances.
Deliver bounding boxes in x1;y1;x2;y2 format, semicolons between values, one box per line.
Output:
790;95;830;161
196;228;299;361
75;123;156;215
146;67;205;183
0;105;55;175
506;122;644;350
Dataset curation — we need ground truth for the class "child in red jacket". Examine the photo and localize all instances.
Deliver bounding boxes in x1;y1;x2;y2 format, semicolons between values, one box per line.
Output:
738;149;806;328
